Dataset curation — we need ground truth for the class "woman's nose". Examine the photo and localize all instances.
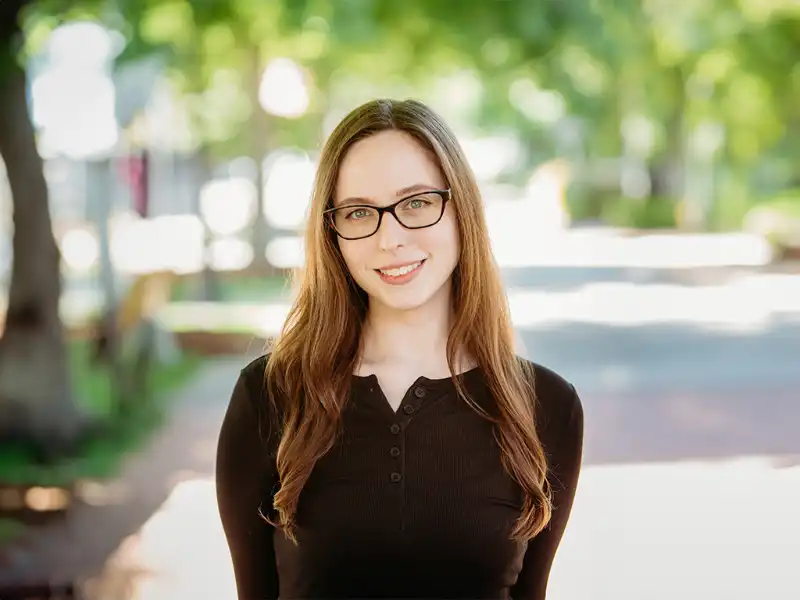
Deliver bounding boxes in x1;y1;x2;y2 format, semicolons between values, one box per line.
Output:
375;212;408;250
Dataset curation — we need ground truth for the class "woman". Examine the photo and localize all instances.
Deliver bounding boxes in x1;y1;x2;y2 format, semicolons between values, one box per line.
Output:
216;98;584;599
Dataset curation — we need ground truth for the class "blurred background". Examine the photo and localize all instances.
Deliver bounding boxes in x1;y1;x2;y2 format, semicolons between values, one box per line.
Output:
0;0;798;598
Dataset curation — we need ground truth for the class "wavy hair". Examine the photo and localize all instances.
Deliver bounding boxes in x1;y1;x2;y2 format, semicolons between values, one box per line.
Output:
265;98;551;543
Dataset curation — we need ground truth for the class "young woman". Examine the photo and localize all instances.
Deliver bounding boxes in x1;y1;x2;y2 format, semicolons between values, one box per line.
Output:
216;98;584;599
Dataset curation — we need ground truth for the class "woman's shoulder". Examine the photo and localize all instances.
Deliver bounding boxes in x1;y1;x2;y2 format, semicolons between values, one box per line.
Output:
516;356;584;447
231;354;269;406
239;352;270;386
217;354;278;484
228;353;278;440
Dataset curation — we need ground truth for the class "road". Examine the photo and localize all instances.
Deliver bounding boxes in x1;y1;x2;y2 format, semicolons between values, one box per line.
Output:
503;264;800;393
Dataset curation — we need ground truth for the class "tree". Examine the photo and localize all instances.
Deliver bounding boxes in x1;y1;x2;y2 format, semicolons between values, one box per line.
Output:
0;0;85;457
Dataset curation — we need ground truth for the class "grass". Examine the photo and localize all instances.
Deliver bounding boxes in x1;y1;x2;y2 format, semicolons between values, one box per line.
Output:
763;198;800;219
744;191;800;254
0;341;202;488
167;320;269;335
0;340;201;543
171;274;292;303
0;518;24;544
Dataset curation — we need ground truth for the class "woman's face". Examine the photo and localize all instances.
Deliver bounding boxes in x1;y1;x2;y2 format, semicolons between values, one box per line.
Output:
332;130;460;313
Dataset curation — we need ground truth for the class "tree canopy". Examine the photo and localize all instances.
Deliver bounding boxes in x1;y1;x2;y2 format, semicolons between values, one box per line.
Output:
14;0;800;210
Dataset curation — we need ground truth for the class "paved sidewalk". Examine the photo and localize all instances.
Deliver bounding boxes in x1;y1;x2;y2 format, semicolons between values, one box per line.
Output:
548;457;800;600
83;454;800;600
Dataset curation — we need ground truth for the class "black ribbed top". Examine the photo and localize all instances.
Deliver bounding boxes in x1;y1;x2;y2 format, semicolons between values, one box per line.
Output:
216;354;583;599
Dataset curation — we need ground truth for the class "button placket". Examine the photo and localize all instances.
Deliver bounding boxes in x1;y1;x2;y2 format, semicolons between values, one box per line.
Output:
386;384;429;496
400;384;427;418
388;421;403;482
388;423;404;487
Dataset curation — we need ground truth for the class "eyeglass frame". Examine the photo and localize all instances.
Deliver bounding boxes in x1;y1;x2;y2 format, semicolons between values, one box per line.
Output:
323;188;451;241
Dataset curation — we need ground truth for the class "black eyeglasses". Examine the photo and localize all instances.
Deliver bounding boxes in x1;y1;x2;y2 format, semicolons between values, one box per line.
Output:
324;189;451;240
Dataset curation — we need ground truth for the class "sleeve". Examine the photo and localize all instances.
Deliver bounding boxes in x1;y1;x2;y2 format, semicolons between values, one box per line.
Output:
511;385;584;600
216;369;280;600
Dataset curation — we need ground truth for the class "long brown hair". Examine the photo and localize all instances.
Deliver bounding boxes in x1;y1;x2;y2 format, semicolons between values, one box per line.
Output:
265;98;551;543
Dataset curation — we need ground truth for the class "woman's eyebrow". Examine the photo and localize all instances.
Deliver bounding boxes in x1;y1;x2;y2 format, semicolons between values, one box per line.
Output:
336;183;439;207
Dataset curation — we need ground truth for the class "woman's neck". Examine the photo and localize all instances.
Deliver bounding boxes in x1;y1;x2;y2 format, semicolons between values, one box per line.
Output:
358;295;472;376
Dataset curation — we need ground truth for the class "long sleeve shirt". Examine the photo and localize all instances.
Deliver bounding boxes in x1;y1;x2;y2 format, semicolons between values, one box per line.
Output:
216;355;584;599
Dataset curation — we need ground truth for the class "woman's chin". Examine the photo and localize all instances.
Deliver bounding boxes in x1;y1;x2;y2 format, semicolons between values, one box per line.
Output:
372;292;431;313
367;280;451;314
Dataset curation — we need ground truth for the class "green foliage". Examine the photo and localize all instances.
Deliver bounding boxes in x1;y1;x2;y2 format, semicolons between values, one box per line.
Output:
14;0;799;224
170;274;290;303
742;189;800;255
600;196;679;229
567;188;681;229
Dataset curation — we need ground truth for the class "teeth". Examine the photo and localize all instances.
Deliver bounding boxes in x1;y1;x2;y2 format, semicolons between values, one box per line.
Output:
379;261;422;277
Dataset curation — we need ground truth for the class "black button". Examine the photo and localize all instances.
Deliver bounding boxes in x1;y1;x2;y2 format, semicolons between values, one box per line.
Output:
413;386;426;398
390;472;402;482
389;423;401;434
403;404;415;415
390;446;401;457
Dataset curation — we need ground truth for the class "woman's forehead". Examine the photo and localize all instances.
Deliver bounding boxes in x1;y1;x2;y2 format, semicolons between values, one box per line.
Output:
334;131;444;204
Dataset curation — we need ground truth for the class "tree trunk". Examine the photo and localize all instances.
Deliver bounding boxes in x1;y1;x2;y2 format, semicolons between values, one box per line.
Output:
196;147;221;301
248;46;278;276
0;17;85;457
